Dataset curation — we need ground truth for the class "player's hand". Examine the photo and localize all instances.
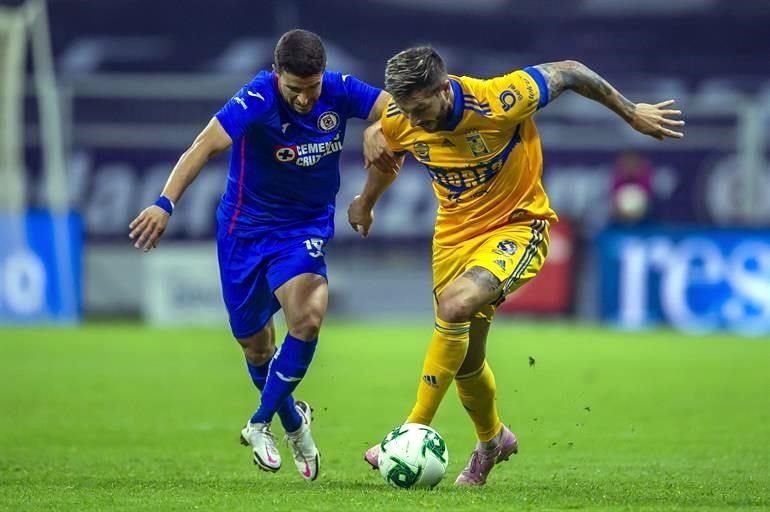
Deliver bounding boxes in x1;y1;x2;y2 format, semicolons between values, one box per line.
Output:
363;122;398;174
347;194;374;238
128;205;170;252
629;100;685;140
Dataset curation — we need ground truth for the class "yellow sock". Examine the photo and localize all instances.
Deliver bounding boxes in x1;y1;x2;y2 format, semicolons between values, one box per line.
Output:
455;360;503;442
406;318;470;425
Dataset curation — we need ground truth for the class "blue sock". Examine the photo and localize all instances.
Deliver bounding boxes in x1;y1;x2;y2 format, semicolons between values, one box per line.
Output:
246;358;302;432
251;334;317;426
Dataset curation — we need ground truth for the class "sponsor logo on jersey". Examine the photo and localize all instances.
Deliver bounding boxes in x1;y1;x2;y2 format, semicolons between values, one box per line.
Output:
274;134;344;167
521;76;537;107
499;90;517;112
275;145;297;162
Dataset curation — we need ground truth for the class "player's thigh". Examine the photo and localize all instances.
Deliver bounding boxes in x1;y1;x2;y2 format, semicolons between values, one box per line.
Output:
432;236;480;312
274;273;328;326
432;220;548;318
217;230;280;339
267;236;330;338
435;265;504;322
458;316;491;376
469;219;550;319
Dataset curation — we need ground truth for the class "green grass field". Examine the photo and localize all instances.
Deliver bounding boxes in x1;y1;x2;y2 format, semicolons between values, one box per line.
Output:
1;322;769;511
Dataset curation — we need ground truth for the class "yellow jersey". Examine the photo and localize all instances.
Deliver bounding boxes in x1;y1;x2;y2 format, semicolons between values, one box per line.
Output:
381;66;558;247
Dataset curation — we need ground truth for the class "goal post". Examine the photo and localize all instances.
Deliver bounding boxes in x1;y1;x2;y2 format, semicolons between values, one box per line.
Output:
0;0;81;325
0;5;27;215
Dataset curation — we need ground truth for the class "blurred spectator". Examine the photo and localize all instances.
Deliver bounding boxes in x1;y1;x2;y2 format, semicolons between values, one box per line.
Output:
610;150;654;224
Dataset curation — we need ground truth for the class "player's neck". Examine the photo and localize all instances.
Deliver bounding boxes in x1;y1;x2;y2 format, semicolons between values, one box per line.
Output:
436;85;455;131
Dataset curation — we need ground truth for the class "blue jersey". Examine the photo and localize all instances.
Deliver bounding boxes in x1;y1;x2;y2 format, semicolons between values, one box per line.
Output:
215;70;381;239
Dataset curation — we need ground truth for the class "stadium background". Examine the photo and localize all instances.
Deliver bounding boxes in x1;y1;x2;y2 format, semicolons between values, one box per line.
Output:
4;0;770;329
1;1;769;510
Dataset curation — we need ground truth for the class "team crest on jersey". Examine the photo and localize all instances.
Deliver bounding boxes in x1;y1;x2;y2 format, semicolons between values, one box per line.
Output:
317;111;339;132
274;145;297;162
495;240;517;256
465;130;490;157
414;141;431;161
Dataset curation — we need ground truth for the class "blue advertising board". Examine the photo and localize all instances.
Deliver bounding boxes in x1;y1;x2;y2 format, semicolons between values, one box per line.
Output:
597;226;770;335
0;210;83;324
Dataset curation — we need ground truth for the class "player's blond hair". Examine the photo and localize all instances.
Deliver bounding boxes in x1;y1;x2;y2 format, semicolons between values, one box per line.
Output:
385;46;447;101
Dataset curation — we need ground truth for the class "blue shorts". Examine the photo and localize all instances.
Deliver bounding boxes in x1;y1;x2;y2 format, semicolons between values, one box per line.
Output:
217;226;328;339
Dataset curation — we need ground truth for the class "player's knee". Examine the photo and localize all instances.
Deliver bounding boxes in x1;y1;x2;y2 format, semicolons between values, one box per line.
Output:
244;344;275;366
287;310;323;341
238;330;275;366
436;293;475;323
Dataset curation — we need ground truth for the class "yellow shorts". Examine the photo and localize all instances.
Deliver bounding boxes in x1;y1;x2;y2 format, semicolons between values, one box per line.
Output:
432;219;550;321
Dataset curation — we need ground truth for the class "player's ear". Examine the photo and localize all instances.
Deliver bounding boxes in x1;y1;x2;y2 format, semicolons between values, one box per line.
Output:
440;79;451;97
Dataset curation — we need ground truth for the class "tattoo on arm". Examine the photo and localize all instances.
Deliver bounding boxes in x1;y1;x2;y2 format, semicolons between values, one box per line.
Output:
462;266;501;295
535;60;635;122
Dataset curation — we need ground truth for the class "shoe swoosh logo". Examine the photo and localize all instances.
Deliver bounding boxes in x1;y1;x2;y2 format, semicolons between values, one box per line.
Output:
303;462;312;477
267;452;278;464
276;371;302;382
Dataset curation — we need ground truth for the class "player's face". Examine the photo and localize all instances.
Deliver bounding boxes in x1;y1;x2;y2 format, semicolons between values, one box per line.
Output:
275;68;323;114
396;81;453;133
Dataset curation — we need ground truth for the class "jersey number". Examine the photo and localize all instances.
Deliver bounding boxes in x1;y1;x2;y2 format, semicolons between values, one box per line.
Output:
304;238;326;258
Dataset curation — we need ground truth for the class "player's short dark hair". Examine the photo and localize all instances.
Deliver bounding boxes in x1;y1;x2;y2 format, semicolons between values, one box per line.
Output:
385;46;447;101
274;29;326;77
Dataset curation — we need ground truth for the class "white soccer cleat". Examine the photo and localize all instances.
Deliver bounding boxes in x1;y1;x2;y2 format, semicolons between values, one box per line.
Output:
285;400;320;481
240;421;282;472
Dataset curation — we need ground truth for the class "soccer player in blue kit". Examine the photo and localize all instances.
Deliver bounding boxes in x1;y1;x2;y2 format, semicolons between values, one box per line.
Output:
129;29;393;481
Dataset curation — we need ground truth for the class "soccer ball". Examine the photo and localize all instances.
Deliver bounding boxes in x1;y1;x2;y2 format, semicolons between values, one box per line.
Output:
377;423;449;489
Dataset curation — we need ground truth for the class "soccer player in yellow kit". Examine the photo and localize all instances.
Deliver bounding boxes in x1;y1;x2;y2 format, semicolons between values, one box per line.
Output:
349;47;684;486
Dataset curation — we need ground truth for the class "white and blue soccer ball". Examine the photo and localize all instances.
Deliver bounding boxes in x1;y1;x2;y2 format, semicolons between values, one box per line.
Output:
377;423;449;489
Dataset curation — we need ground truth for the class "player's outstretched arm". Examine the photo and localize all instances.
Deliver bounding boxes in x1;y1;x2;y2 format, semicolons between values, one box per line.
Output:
129;117;232;252
534;60;685;140
348;154;404;238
